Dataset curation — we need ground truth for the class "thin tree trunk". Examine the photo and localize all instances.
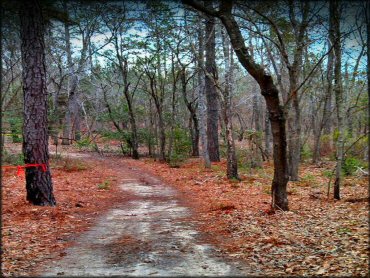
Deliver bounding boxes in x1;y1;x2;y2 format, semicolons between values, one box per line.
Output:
61;0;85;145
148;99;155;157
264;110;272;158
148;76;166;162
20;0;56;206
157;106;166;162
221;26;238;179
287;72;301;180
74;102;81;141
286;2;309;181
312;47;334;163
332;0;344;200
250;40;263;167
62;0;73;145
117;54;139;159
168;53;178;160
181;69;199;157
322;36;335;153
197;17;211;168
50;84;63;146
127;99;139;159
281;1;309;180
205;2;220;162
191;113;200;156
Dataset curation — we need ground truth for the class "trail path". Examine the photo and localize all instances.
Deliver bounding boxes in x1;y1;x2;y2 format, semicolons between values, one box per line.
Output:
42;153;248;276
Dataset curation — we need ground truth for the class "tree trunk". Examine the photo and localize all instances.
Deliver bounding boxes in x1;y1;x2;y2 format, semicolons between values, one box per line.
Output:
74;102;81;141
61;0;73;145
127;99;139;159
191;112;200;157
312;119;322;163
167;53;178;160
61;0;85;145
181;69;199;157
312;43;334;163
331;0;344;200
148;76;166;162
216;2;289;210
157;106;166;162
118;56;139;159
205;3;220;162
20;0;56;206
250;42;263;167
62;79;79;145
287;72;301;180
264;110;272;158
197;17;211;168
50;81;65;146
284;2;310;180
148;99;155;157
221;26;238;179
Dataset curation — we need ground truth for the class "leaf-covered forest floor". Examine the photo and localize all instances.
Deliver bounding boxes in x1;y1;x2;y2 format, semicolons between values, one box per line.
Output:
1;142;369;276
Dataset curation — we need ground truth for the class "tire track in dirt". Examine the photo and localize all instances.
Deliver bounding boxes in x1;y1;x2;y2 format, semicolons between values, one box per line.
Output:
41;154;248;276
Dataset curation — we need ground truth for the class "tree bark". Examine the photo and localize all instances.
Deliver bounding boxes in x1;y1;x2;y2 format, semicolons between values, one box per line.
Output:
61;0;73;145
205;2;220;162
264;110;272;158
20;0;56;206
197;17;211;168
286;1;309;181
61;0;86;145
331;0;344;200
167;53;179;160
148;75;166;162
117;54;139;159
181;69;199;157
312;40;334;163
221;26;238;179
250;40;263;167
287;71;301;180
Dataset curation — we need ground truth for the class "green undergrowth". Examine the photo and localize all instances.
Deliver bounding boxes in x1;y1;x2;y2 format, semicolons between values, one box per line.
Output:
2;149;24;165
97;180;110;190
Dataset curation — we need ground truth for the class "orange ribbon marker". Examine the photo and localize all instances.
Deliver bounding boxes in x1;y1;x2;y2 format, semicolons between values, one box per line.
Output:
2;163;47;177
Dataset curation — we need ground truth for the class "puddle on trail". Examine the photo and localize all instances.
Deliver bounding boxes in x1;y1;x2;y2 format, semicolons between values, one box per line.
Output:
42;180;247;276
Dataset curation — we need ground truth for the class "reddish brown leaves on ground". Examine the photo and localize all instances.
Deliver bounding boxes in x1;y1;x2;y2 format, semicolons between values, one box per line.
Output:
126;158;369;276
1;146;129;276
2;143;368;276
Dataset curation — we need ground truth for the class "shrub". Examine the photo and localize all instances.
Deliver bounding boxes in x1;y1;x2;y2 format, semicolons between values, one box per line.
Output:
97;180;110;190
2;149;24;165
6;116;23;143
168;127;192;167
237;148;261;173
322;169;334;178
75;137;93;150
138;128;156;154
300;143;313;161
342;156;364;176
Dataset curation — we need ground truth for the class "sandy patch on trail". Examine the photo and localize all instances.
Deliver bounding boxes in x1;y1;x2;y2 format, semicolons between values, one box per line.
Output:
41;175;248;276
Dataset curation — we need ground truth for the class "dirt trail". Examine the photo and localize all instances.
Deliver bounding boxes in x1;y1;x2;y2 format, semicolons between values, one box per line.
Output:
41;154;248;276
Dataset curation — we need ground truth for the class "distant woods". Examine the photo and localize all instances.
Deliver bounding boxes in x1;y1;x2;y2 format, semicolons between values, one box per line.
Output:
1;0;368;209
